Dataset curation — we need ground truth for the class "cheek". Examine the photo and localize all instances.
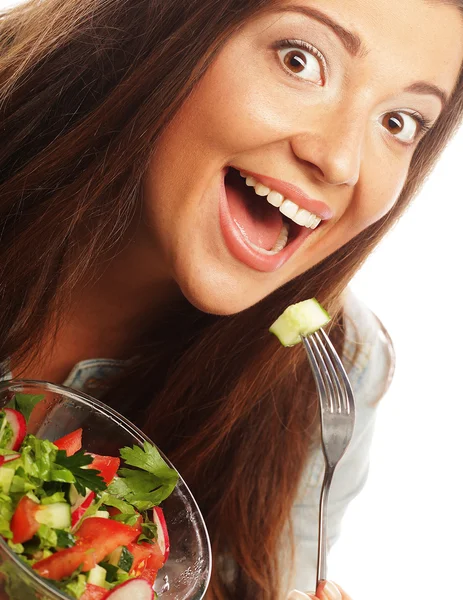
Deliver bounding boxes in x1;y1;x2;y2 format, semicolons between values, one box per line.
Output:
184;54;294;157
349;155;410;233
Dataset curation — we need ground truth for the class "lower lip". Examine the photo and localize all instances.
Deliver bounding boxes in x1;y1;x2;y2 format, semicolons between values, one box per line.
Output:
219;169;314;273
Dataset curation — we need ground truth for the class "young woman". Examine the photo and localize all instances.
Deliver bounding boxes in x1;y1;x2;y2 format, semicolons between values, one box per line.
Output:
1;0;462;598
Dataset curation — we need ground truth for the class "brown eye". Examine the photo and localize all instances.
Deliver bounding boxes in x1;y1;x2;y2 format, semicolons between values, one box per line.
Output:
284;50;307;73
278;46;323;85
382;113;404;134
381;111;418;143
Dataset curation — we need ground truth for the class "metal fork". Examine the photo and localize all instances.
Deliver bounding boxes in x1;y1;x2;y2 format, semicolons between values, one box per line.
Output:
301;328;356;589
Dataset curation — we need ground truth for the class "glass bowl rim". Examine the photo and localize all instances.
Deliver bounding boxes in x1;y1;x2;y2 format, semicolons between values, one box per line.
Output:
0;378;212;600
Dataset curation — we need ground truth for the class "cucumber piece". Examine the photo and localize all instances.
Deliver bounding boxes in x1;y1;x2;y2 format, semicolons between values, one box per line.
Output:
36;502;71;529
94;510;110;519
87;564;107;587
269;298;331;346
0;467;15;493
68;483;80;506
68;483;92;507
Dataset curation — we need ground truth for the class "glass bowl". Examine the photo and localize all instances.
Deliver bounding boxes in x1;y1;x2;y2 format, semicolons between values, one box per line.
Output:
0;380;211;600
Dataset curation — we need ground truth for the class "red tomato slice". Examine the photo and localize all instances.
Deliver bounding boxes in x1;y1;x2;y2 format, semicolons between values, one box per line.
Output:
127;540;164;584
80;583;108;600
77;516;141;542
11;496;40;543
88;453;120;484
33;545;95;580
53;428;83;456
33;517;141;581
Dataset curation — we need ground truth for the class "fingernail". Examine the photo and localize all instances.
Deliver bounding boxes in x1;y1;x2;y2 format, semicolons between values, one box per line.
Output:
322;581;342;600
286;591;312;600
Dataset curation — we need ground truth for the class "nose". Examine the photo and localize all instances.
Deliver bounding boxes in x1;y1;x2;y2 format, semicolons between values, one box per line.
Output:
290;107;366;187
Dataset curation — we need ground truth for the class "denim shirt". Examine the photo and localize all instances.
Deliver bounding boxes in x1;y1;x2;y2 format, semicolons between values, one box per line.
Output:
0;289;394;596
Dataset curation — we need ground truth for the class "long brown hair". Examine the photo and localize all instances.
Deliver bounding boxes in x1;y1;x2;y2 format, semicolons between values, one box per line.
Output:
1;1;462;597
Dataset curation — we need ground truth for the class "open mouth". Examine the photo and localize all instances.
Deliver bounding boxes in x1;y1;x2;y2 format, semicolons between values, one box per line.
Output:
219;166;322;272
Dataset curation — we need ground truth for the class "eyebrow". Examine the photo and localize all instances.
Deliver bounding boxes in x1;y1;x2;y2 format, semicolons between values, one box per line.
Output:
404;82;449;108
275;5;365;56
274;5;450;107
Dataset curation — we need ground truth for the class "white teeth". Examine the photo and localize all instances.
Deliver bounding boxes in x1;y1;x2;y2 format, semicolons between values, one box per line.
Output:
304;213;316;228
267;190;284;207
254;183;271;196
305;214;322;229
273;221;289;250
293;208;311;226
237;170;323;231
279;200;299;220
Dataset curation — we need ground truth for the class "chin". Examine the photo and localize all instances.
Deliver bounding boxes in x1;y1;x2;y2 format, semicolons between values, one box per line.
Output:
175;271;267;316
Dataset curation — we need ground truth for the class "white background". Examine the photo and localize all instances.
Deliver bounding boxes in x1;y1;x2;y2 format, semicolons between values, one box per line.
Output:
330;127;463;600
1;1;462;598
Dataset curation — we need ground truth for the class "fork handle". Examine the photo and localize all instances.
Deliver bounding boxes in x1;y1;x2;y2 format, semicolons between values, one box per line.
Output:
316;465;335;586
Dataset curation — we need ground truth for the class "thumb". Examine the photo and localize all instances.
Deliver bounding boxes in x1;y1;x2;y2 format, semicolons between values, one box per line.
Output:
286;591;317;599
287;581;346;600
317;580;349;600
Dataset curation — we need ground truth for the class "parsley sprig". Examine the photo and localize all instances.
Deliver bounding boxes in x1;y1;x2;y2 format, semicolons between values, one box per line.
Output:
107;442;178;511
54;450;107;495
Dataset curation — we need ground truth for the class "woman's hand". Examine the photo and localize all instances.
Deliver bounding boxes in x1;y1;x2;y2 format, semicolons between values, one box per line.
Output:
287;580;352;600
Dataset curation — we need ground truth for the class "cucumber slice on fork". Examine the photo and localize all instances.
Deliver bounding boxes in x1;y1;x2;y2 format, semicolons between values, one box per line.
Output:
269;298;331;347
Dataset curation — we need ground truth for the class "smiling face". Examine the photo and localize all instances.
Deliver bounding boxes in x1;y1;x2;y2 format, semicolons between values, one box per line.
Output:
142;0;463;314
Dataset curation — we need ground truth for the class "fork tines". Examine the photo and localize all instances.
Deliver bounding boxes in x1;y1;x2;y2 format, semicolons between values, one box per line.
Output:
301;329;354;416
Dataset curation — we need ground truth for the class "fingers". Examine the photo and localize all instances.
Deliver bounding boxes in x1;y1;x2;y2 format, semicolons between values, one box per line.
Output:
286;580;352;600
316;580;353;600
287;592;316;600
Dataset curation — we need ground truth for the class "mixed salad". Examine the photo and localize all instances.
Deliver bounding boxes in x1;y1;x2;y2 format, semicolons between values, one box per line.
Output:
0;394;178;600
0;298;328;599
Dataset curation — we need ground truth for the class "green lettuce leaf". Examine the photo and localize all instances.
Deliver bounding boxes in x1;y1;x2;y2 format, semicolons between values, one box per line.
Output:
7;539;24;554
9;473;37;494
40;491;67;505
0;412;14;449
0;493;13;539
20;435;59;481
37;523;58;550
63;574;87;599
6;393;44;423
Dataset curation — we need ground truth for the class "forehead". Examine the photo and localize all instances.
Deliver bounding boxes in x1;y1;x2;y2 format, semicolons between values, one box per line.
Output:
267;0;463;92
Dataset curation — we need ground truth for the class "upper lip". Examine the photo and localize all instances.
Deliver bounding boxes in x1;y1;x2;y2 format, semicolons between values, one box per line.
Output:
234;168;333;220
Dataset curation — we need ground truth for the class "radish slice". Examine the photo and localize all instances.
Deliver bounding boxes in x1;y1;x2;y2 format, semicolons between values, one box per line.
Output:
3;408;27;451
152;506;169;562
0;453;21;466
104;578;154;599
70;488;95;528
